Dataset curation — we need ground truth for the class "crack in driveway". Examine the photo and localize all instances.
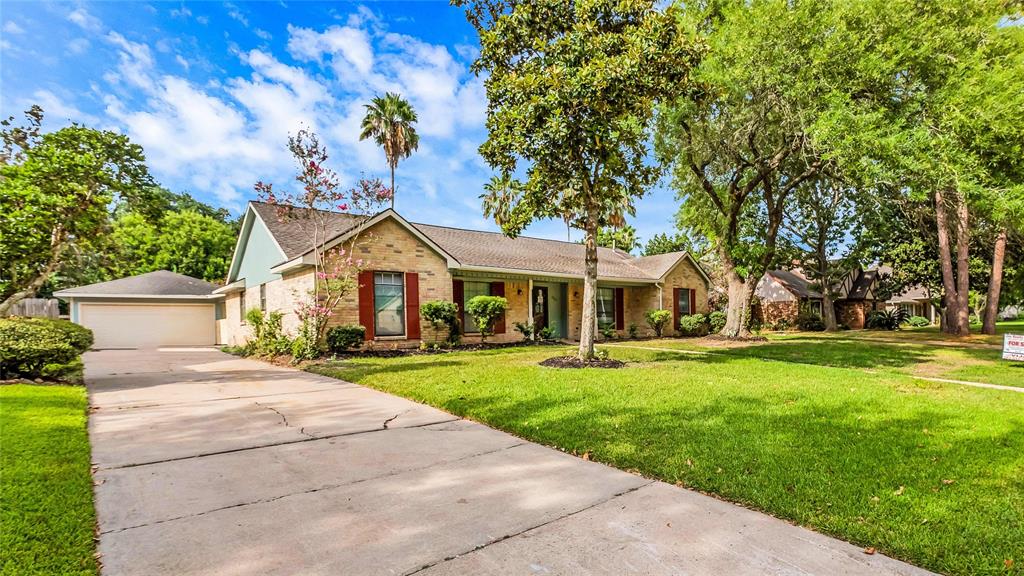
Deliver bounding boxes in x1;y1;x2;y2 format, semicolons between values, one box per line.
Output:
255;402;316;438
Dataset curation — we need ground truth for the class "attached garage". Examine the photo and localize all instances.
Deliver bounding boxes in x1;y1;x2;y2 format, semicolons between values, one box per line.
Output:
55;271;223;349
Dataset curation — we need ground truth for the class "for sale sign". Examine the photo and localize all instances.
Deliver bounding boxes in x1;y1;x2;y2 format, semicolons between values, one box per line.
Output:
1004;334;1024;361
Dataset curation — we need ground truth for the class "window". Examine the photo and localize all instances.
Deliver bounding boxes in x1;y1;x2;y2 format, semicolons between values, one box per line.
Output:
810;300;822;315
239;289;246;321
462;281;491;333
374;272;405;336
596;287;616;329
677;288;692;316
260;284;267;312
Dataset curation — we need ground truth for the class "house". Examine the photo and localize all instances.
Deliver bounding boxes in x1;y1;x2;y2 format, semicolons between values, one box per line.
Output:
216;201;711;347
754;266;883;329
54;270;224;348
885;285;938;323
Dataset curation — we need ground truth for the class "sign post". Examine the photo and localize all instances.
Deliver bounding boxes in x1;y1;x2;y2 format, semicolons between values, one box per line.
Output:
1003;334;1024;361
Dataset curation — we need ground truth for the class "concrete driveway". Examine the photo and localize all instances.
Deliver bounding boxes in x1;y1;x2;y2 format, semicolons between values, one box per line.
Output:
87;348;932;576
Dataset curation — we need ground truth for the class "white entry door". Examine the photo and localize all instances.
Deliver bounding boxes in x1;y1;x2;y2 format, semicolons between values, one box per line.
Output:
78;303;216;348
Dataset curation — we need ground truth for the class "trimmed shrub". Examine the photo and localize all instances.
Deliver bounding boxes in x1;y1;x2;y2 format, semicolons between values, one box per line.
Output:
421;300;460;345
599;326;617;340
627;323;639;339
907;315;930;327
326;324;366;353
645;309;672;337
678;313;709;337
245;309;290;357
465;296;508;342
538;326;557;341
0;318;93;381
708;310;727;334
796;311;825;332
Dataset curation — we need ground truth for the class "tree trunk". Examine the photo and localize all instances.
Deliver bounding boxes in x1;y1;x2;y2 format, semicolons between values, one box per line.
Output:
934;188;961;335
719;248;752;338
577;203;599;360
822;293;838;331
982;228;1007;335
953;192;971;335
390;165;395;209
0;256;63;316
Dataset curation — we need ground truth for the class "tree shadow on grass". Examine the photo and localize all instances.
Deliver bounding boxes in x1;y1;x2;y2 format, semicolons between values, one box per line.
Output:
644;339;936;371
437;386;1024;575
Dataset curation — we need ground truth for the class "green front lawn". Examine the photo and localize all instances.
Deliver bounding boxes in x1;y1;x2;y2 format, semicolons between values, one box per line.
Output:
618;322;1024;388
0;385;97;575
310;343;1024;576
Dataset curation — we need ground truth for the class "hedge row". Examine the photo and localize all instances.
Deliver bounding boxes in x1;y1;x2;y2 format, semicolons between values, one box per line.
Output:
0;318;93;381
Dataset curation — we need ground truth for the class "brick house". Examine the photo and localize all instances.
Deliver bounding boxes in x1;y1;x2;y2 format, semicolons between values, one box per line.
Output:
753;267;883;329
216;202;711;347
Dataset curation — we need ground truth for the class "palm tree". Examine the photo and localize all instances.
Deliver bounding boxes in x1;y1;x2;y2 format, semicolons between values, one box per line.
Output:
359;93;419;208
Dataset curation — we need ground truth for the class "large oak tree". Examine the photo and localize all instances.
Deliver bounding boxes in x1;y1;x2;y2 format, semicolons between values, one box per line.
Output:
457;0;701;359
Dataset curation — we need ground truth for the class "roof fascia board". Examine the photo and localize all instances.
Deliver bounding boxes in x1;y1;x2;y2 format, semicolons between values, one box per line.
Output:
54;293;223;300
456;264;655;284
212;279;246;295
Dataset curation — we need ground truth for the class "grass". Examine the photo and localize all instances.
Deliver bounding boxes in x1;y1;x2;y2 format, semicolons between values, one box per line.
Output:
309;336;1024;576
615;320;1024;388
0;385;97;575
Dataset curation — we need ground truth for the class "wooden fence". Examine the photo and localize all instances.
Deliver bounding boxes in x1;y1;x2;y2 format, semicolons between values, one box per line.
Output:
3;298;60;318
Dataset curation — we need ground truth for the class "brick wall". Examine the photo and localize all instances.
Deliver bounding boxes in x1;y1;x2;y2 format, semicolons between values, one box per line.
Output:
837;300;868;329
755;301;799;327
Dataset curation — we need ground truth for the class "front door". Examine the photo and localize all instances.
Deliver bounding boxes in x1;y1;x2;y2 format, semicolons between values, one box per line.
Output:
533;286;549;330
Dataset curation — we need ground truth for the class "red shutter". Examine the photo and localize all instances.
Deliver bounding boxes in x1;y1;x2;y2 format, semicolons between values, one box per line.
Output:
614;287;624;330
689;288;697;315
405;273;421;340
490;281;506;334
358;270;375;340
672;287;680;335
452;279;464;331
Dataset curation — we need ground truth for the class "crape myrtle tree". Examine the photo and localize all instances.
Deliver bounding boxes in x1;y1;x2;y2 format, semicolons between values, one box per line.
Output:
0;106;154;315
655;1;848;338
457;0;702;360
256;130;392;358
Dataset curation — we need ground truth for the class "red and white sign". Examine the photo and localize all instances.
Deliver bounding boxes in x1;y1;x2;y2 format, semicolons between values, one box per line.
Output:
1004;334;1024;361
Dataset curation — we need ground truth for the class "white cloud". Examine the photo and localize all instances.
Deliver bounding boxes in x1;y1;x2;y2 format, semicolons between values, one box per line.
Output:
225;3;249;27
75;6;494;219
3;21;25;34
170;5;192;19
254;28;272;41
68;8;102;32
196;15;209;25
21;90;100;127
105;32;156;91
67;38;90;54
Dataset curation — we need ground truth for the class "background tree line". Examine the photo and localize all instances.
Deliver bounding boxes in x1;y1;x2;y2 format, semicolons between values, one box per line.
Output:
0;107;239;314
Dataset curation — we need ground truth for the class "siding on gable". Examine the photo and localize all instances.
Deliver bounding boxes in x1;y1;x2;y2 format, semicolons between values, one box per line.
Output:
235;215;286;288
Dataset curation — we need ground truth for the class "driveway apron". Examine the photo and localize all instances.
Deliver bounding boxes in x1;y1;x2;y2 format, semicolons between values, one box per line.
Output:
86;348;934;576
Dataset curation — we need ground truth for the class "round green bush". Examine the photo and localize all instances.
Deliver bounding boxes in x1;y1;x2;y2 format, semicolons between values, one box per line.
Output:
326;324;366;353
796;311;825;331
906;315;930;327
678;313;709;337
0;318;94;380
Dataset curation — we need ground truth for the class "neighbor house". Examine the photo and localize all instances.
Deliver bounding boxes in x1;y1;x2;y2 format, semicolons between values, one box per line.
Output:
754;266;883;329
216;201;711;347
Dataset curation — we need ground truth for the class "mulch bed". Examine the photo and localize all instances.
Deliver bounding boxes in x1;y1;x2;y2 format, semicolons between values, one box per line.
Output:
539;356;626;369
334;340;561;359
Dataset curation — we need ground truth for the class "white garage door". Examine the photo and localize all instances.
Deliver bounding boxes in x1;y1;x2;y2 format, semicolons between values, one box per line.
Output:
79;303;216;348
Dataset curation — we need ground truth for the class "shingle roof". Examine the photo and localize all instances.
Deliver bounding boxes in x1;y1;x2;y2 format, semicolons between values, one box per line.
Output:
250;202;707;283
847;268;878;300
55;270;217;296
767;269;822;299
251;201;365;260
412;223;657;280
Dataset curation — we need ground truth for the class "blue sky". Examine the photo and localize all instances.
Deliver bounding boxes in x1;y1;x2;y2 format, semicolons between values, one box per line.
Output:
1;1;680;245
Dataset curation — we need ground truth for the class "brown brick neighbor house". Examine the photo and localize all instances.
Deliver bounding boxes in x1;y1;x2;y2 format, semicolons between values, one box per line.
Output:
753;267;883;329
216;201;711;347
